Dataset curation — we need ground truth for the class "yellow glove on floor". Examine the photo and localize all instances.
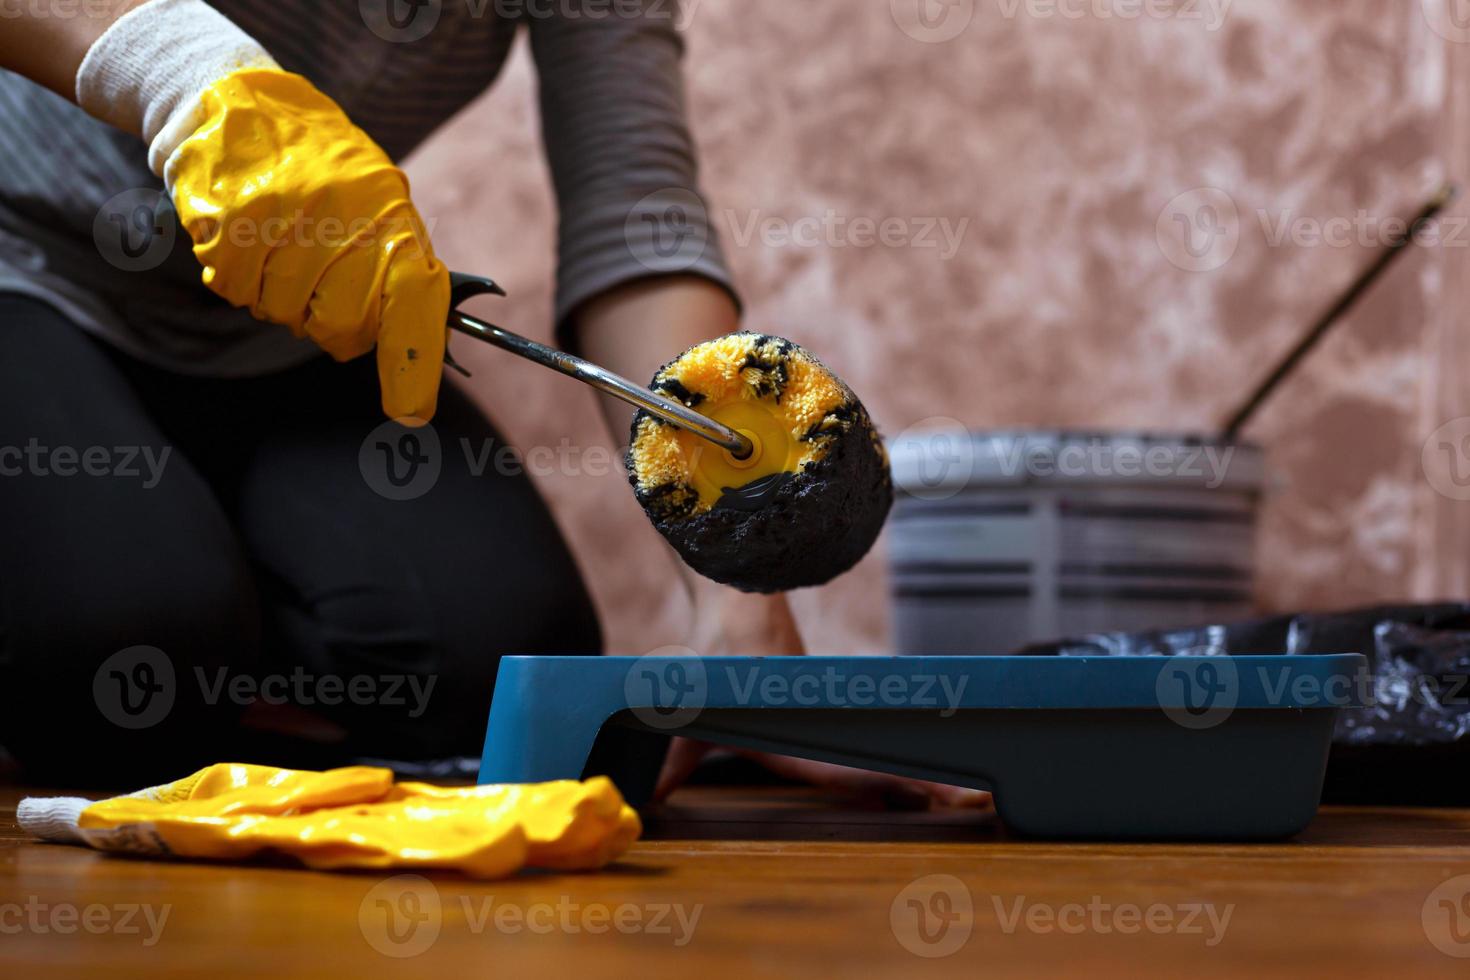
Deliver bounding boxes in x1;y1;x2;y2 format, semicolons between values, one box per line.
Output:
390;780;644;871
17;764;641;879
166;69;451;422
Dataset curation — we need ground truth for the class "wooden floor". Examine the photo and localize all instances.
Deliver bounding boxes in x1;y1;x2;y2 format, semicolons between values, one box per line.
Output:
3;785;1470;978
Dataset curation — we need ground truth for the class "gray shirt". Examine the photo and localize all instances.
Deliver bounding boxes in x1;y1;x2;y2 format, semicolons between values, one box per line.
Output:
0;0;733;376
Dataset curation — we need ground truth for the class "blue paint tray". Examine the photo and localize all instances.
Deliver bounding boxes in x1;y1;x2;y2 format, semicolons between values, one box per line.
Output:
479;654;1365;840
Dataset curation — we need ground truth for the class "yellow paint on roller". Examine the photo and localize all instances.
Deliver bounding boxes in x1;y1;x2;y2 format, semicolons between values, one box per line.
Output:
629;333;852;514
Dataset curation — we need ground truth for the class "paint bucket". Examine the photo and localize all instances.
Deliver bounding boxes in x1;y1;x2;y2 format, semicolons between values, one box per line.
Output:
886;429;1265;654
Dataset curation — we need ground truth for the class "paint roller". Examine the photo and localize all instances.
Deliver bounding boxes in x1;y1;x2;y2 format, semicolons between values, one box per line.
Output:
444;273;892;593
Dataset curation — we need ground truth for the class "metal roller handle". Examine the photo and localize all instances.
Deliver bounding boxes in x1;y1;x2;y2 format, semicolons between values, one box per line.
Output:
447;300;754;459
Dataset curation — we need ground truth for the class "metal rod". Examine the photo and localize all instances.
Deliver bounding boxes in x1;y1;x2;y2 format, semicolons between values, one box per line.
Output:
449;310;755;458
1220;182;1459;440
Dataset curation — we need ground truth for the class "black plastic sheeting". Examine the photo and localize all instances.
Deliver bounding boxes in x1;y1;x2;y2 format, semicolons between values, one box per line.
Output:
1019;604;1470;805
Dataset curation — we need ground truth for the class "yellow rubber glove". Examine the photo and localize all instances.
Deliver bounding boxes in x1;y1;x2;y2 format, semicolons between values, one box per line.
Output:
392;779;644;871
166;69;450;422
17;764;642;879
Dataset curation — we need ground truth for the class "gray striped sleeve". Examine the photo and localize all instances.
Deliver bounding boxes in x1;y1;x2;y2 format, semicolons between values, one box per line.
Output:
526;0;738;346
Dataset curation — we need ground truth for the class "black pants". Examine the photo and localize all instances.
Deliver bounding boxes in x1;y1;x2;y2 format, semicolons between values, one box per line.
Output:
0;296;600;787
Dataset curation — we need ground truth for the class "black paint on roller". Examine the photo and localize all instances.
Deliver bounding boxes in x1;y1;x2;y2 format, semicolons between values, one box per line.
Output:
715;471;793;512
627;335;893;593
656;420;892;592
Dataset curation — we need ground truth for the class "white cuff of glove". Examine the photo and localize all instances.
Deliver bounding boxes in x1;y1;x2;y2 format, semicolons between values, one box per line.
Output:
75;0;280;178
16;796;92;844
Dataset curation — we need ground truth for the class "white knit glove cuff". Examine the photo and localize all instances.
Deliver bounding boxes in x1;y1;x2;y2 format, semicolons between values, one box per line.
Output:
16;797;92;844
75;0;279;178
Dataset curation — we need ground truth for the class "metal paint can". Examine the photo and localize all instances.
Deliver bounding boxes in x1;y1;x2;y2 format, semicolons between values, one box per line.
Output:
887;429;1265;654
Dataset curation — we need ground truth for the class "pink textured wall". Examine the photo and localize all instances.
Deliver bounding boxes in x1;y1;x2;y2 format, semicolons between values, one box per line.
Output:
408;0;1469;654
